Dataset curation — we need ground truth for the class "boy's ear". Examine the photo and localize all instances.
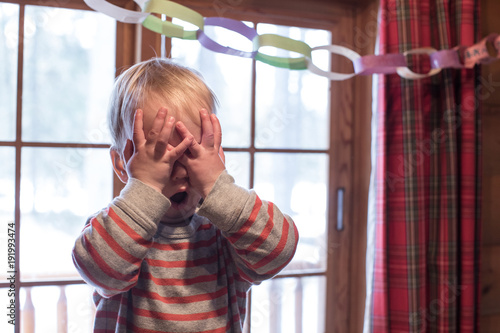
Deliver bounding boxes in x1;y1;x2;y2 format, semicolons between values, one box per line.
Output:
110;148;129;184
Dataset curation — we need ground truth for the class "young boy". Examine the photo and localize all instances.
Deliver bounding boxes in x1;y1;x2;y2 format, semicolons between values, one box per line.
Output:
72;58;298;333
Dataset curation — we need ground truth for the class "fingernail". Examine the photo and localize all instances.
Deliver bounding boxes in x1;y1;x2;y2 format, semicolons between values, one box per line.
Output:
168;116;175;123
200;109;208;115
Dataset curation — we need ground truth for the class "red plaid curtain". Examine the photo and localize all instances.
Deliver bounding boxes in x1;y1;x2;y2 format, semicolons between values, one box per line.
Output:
364;0;482;332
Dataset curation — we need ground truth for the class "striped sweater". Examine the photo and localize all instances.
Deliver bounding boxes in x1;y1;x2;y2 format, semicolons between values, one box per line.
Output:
72;171;298;333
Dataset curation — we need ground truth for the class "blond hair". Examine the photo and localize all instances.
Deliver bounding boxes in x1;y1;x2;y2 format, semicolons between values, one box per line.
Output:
108;58;218;152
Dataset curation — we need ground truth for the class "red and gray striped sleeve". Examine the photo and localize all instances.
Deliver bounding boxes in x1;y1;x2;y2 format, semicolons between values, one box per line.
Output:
72;178;170;298
197;171;299;283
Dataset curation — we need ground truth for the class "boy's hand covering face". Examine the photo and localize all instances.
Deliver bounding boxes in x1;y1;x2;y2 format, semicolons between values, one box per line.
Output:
176;109;226;198
125;108;194;195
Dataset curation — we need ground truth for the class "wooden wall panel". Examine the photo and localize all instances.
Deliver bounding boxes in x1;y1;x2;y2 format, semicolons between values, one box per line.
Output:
481;106;500;246
480;314;500;333
481;245;500;316
480;0;500;331
326;9;356;333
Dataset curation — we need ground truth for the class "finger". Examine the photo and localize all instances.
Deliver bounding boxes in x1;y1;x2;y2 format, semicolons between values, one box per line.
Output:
211;113;222;148
219;146;225;164
176;121;201;158
168;135;194;161
132;109;146;146
200;109;215;147
177;153;189;166
147;107;167;141
155;115;175;159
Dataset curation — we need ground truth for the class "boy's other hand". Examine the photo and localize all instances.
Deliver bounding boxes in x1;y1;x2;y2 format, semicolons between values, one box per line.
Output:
176;109;226;198
126;108;193;194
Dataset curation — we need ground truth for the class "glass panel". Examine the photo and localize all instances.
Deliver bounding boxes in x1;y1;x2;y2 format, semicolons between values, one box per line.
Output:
171;21;253;148
66;284;95;331
251;276;326;333
22;6;115;143
0;148;16;282
224;152;250;189
20;286;51;333
0;4;18;142
255;24;331;149
19;285;94;333
20;147;113;280
1;288;15;333
254;153;328;273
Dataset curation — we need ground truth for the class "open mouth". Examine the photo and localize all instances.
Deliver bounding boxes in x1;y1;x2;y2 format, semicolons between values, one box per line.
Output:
169;191;188;205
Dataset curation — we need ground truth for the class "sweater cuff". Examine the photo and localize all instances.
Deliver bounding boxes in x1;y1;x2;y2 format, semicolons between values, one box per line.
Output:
113;178;171;234
197;170;250;232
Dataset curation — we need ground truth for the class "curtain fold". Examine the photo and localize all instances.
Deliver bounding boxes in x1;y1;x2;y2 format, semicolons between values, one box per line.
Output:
364;0;482;332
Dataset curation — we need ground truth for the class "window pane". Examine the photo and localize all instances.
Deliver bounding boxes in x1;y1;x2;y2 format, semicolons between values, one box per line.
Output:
0;4;18;142
20;284;95;333
171;22;253;148
251;276;326;333
22;6;115;143
66;284;95;332
224;152;250;188
20;147;112;280
254;153;328;273
0;148;15;282
255;24;331;149
1;288;15;333
20;286;57;333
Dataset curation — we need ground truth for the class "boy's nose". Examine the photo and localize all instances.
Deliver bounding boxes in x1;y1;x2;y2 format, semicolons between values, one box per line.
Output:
171;162;188;181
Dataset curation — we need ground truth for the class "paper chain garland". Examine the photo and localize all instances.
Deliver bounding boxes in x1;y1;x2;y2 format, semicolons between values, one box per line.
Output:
84;0;500;80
